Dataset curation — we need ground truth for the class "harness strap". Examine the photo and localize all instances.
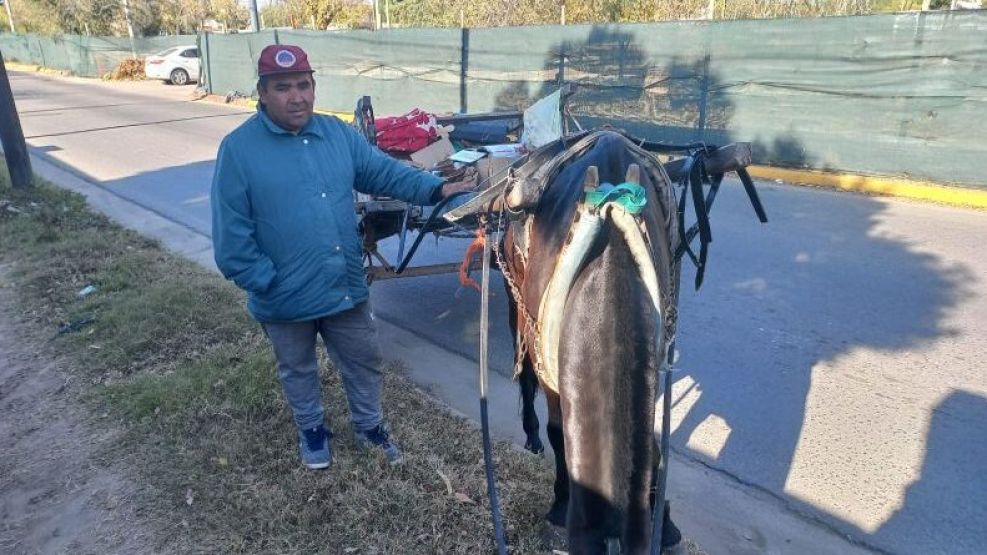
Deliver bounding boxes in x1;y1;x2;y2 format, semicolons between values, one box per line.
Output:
673;149;769;290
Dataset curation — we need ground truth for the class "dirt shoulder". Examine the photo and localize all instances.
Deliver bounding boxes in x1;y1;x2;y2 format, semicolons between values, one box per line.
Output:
0;263;165;555
0;160;554;553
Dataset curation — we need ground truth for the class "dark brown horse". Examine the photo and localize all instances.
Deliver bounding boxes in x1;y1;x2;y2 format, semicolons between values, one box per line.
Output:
500;131;683;553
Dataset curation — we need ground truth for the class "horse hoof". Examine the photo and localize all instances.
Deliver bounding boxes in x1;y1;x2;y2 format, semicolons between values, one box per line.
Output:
525;437;545;455
661;511;683;548
545;503;567;527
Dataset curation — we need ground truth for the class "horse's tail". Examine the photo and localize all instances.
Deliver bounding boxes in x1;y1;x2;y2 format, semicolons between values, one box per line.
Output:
557;217;662;553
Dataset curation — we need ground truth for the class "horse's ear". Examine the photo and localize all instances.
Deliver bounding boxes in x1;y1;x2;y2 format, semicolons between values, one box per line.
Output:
625;163;640;186
583;166;599;192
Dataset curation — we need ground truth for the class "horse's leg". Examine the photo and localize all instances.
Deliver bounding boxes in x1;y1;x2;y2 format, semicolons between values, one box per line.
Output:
519;360;544;454
544;388;568;527
506;289;544;454
649;461;682;548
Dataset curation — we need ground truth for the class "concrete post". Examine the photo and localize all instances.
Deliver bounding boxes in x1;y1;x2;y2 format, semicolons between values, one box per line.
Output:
0;50;33;189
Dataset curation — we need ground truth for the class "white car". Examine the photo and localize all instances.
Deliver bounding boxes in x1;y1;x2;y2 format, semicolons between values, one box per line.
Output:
144;45;200;85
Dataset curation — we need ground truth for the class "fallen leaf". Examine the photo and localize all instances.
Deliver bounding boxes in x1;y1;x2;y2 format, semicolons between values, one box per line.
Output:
185;488;194;506
454;492;475;504
435;468;453;496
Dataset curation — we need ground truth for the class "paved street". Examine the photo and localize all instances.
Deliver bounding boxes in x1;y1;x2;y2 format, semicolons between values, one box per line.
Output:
8;70;987;554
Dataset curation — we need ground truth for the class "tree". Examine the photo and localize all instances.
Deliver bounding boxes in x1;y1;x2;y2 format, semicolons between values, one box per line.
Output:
261;0;371;29
1;0;249;36
209;0;249;32
262;0;308;28
157;0;213;35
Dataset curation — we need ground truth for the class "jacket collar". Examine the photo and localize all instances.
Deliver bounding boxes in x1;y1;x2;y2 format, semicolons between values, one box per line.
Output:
257;104;324;139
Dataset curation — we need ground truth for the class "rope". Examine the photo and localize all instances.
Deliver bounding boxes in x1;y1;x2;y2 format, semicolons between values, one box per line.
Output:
458;226;486;291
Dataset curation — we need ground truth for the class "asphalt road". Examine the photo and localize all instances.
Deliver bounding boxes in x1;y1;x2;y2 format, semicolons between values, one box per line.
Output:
8;71;987;555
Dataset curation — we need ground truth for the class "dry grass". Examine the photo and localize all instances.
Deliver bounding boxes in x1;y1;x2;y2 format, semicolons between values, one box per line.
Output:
0;171;560;553
104;58;145;81
0;168;708;553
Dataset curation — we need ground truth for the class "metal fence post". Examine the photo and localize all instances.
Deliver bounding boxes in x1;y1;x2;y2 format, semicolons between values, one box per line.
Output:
274;29;280;45
203;32;213;95
696;53;711;142
557;46;566;87
460;27;469;114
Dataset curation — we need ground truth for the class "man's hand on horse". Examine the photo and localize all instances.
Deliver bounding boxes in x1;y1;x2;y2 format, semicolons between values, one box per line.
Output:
440;167;479;198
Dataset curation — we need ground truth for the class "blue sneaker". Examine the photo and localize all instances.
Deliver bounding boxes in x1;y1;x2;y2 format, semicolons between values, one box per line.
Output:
298;425;332;470
354;423;403;465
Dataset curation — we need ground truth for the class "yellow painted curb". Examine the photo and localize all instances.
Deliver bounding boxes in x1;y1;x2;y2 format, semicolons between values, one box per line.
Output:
5;61;39;71
748;165;987;210
5;61;63;75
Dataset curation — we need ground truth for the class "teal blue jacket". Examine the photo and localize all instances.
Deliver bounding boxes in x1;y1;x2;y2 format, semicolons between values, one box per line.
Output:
210;109;443;323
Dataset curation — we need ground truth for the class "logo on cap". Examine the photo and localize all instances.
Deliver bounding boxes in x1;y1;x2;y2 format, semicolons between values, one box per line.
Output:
274;49;297;68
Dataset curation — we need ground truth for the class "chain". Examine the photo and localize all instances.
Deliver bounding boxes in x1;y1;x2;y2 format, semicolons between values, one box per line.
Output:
491;209;542;379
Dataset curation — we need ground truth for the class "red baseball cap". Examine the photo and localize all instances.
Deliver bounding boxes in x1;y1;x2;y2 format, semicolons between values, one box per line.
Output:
257;44;313;77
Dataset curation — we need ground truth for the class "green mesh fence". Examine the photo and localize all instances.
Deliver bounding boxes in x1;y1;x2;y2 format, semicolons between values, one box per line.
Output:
278;28;463;115
200;30;277;98
3;10;985;187
197;12;984;186
464;14;987;187
0;32;196;78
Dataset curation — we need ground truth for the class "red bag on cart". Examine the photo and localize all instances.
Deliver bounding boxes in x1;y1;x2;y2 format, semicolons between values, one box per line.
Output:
374;109;439;154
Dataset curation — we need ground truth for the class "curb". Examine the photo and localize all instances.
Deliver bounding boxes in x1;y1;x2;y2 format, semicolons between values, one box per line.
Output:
5;61;67;76
748;165;987;210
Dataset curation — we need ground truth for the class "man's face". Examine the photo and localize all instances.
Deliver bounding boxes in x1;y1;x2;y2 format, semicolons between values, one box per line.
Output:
258;72;315;133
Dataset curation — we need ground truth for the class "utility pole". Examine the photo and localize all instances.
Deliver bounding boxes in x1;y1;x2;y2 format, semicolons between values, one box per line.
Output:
3;0;15;34
247;0;260;32
0;49;33;189
121;0;137;58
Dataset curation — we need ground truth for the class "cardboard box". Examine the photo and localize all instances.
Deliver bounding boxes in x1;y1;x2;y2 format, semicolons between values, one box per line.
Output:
409;136;454;169
476;155;517;187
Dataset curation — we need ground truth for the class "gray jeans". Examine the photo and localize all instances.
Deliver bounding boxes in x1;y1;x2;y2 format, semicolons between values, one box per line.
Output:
262;302;384;432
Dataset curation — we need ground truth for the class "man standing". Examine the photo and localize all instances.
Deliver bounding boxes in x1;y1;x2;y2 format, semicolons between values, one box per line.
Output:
211;45;474;470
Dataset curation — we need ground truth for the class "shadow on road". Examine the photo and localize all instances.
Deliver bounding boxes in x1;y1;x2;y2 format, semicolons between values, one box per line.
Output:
479;24;982;554
872;389;987;553
22;35;984;553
